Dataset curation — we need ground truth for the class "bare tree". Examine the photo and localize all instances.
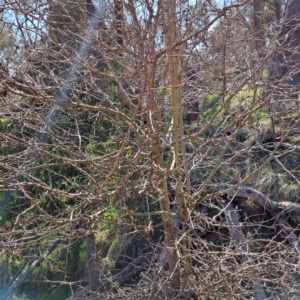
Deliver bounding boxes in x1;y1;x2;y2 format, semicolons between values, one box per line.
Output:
1;0;300;299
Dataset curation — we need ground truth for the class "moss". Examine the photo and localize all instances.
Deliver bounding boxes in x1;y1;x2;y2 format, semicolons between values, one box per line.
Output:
262;67;270;79
107;235;121;262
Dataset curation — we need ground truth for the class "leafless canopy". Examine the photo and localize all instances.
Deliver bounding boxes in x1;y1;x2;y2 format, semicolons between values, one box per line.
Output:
1;0;300;299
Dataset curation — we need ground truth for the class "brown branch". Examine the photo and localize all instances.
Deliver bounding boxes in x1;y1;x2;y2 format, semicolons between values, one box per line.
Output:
114;0;123;46
150;0;251;61
111;249;154;286
217;184;300;254
223;203;267;299
66;249;155;299
0;69;50;97
0;240;60;300
248;128;300;147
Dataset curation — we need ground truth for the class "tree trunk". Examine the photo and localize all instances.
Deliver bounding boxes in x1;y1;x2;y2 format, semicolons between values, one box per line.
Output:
271;0;300;85
253;0;265;58
151;137;181;287
273;0;282;22
164;0;192;284
114;0;123;46
86;233;99;292
148;62;180;286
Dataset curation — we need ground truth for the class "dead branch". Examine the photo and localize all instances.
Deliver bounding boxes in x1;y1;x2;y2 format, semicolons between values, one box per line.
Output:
0;240;61;300
66;249;154;299
223;202;266;299
217;184;300;254
111;249;154;286
248;128;300;147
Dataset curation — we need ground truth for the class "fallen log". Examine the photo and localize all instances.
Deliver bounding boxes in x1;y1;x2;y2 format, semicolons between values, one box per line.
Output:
277;201;300;222
216;184;280;213
248;128;300;147
216;184;300;254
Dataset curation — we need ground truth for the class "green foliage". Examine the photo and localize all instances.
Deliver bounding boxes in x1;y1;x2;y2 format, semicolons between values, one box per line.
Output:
226;168;234;178
126;148;133;158
98;205;120;235
33;260;48;276
0;190;26;226
104;206;119;222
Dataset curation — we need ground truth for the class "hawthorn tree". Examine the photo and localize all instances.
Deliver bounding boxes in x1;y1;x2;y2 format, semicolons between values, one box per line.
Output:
1;0;300;299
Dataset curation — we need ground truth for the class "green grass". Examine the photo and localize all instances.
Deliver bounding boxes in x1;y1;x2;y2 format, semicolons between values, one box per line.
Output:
200;93;221;121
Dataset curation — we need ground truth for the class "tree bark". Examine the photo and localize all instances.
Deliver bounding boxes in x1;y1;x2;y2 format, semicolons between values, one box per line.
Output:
253;0;265;58
86;233;99;292
151;137;180;287
114;0;123;46
273;0;282;22
164;0;192;284
271;0;300;85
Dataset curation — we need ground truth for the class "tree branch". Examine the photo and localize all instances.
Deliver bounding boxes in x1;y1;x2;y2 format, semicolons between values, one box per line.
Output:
0;240;61;300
